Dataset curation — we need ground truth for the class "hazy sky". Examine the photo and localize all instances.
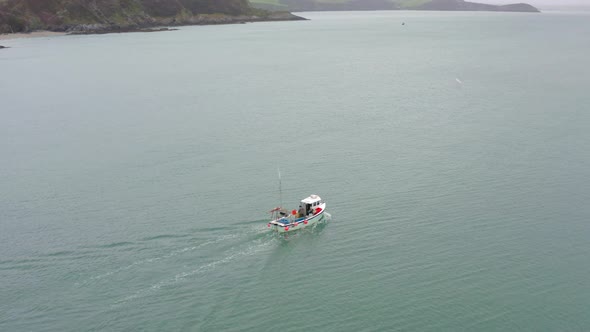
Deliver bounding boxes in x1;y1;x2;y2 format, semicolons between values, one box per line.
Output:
481;0;589;5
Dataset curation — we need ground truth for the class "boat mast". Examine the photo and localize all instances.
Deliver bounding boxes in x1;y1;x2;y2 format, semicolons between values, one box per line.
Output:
278;167;283;208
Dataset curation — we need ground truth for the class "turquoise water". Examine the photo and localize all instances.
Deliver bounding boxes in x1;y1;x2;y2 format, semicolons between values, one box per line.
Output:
1;10;590;331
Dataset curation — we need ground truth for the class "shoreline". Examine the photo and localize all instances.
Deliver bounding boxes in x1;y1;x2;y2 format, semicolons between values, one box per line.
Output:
0;31;66;41
0;12;305;41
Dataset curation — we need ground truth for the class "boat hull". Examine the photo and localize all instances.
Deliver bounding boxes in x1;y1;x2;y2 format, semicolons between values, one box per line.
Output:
270;211;326;233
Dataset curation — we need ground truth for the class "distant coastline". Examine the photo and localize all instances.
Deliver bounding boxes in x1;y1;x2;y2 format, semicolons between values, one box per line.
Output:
0;0;542;40
251;0;540;13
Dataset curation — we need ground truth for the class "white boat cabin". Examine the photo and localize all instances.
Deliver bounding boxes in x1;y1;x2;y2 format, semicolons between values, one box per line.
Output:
298;194;324;218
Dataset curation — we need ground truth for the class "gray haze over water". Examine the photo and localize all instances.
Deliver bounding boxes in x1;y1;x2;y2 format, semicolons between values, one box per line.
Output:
482;0;590;8
1;10;590;332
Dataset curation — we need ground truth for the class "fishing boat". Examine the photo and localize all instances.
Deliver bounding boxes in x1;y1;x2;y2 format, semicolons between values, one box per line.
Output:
267;194;327;233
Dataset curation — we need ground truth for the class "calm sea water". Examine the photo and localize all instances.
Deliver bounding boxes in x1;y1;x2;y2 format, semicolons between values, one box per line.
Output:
1;10;590;331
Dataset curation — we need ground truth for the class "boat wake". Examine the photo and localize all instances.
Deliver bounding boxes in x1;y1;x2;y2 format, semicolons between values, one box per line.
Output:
81;215;330;309
78;224;268;287
111;233;276;308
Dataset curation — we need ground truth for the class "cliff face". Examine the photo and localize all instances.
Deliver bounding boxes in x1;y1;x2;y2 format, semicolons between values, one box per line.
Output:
250;0;540;13
0;0;302;34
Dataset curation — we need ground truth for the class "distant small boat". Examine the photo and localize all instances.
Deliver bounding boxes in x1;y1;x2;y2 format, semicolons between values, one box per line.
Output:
268;195;327;233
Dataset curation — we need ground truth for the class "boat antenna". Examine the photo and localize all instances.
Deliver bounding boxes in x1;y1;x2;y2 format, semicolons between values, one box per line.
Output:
278;167;283;208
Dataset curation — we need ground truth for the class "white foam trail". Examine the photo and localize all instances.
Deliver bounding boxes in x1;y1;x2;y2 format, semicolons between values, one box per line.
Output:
111;238;275;307
77;233;242;286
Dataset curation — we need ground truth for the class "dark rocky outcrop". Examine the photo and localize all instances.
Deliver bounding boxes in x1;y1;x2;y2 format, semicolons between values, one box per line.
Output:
0;0;305;34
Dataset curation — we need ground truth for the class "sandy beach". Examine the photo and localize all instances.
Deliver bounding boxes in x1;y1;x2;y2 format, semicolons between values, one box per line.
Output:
0;31;66;41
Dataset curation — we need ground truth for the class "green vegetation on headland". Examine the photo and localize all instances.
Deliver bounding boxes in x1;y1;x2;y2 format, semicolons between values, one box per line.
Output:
250;0;540;12
0;0;305;34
